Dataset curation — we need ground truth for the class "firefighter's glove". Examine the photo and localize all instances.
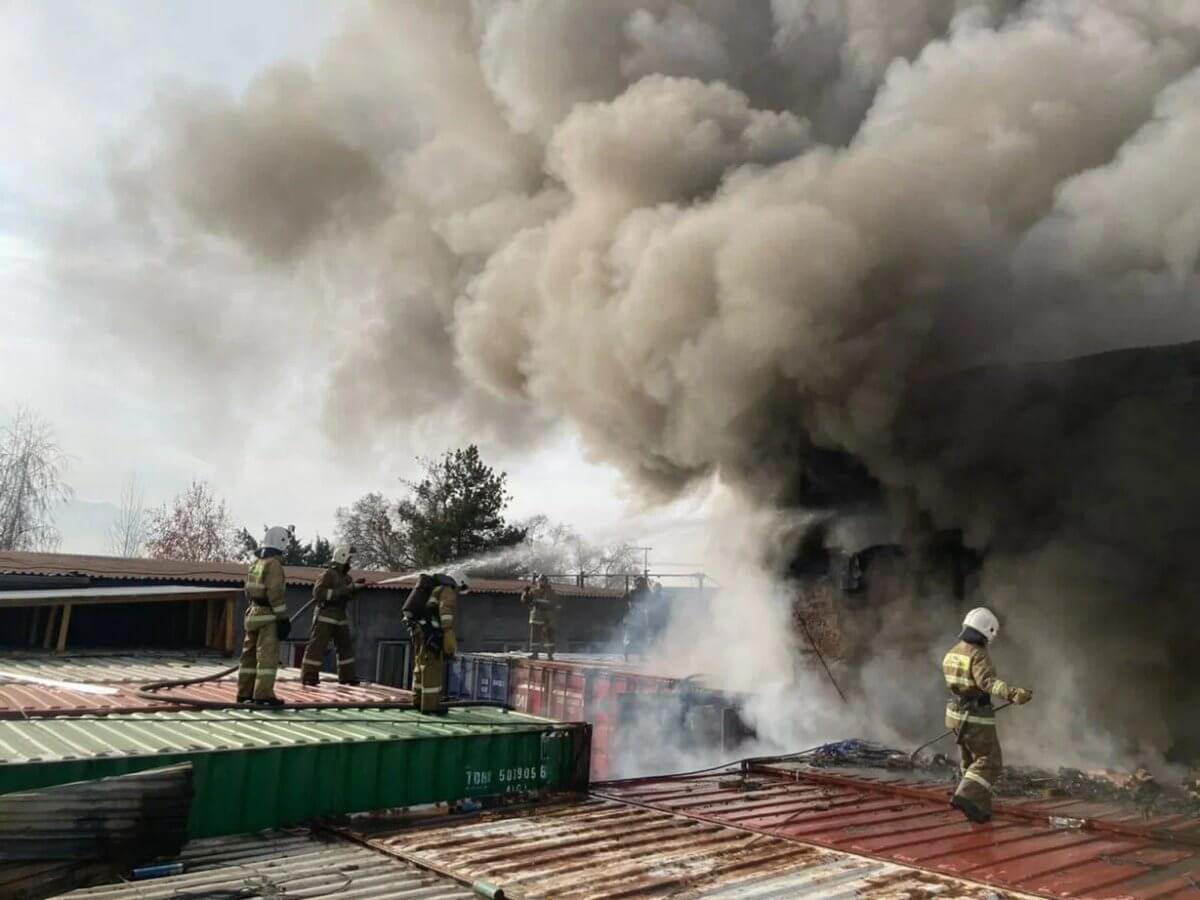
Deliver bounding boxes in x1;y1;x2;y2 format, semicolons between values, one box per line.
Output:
1010;687;1033;705
276;618;292;641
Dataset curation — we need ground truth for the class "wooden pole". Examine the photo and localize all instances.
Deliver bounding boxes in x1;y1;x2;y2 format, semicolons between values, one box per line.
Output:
55;604;73;653
27;608;40;647
42;606;60;650
205;598;217;650
223;597;235;656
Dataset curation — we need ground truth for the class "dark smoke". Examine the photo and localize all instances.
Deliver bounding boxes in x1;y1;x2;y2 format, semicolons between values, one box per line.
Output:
54;1;1200;761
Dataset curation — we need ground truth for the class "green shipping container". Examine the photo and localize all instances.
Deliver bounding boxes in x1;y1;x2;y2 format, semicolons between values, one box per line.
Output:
0;707;590;837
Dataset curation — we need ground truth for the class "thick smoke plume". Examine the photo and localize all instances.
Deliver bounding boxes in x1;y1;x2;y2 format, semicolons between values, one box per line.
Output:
58;2;1200;763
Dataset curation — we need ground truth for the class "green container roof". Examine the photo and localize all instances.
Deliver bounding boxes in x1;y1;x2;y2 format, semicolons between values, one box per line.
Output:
0;707;561;765
0;707;592;838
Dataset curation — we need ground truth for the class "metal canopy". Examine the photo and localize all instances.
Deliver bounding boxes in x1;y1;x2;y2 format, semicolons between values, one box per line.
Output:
0;586;239;608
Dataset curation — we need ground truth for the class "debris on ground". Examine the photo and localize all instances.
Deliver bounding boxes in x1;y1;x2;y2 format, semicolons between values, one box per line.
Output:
805;739;918;770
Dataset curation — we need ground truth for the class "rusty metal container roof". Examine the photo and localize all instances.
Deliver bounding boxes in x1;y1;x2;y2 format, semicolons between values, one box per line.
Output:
0;654;412;718
350;796;1034;898
0;653;255;684
0;674;413;718
53;829;471;899
597;768;1200;899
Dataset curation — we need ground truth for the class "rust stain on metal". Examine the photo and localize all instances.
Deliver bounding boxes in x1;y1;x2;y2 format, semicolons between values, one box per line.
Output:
347;797;1035;898
597;768;1200;899
0;671;411;717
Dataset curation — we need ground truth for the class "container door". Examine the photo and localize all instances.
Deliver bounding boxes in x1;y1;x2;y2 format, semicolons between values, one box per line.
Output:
477;659;492;700
374;640;412;688
492;659;510;704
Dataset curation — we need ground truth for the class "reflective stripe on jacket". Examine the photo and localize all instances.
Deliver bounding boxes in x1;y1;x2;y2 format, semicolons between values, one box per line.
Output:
313;566;354;607
943;639;1011;728
245;556;287;618
432;585;458;657
521;583;560;626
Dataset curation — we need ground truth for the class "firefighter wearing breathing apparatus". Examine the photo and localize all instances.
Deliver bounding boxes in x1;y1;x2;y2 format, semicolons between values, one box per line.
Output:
521;573;560;660
403;573;462;714
943;607;1034;823
237;526;292;706
300;545;364;687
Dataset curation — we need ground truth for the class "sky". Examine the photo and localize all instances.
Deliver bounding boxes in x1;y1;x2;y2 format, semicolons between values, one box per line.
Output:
0;1;709;573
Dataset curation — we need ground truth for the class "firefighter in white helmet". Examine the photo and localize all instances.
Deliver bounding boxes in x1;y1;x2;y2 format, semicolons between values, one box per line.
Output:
942;607;1033;823
301;544;365;686
237;526;292;705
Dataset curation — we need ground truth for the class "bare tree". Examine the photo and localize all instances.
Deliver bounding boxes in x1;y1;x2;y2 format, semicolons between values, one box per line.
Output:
0;407;72;551
108;474;150;558
146;480;236;561
334;492;412;570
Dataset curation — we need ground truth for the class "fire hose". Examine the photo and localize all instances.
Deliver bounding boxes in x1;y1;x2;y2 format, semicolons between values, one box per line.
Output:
135;595;507;712
909;700;1013;761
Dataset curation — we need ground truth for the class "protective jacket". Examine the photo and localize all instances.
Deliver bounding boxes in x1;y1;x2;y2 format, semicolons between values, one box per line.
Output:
313;566;355;608
522;581;560;626
301;565;358;685
942;636;1022;819
238;554;287;702
942;639;1017;728
244;556;287;619
412;583;458;712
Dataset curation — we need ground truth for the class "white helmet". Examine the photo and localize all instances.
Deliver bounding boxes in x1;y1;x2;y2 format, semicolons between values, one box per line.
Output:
332;545;353;566
262;526;290;554
962;607;1000;642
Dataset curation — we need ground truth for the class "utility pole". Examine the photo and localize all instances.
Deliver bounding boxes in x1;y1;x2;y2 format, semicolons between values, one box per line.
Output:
631;546;652;576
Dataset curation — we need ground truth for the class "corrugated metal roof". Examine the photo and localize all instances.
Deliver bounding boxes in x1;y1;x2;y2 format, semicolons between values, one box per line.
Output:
462;650;726;683
353;797;1033;898
0;860;114;900
384;575;627;599
598;769;1200;900
0;763;191;862
0;550;405;591
0;654;289;685
54;830;472;899
0;551;625;599
774;761;1200;848
0;585;240;607
0;706;555;764
0;673;412;718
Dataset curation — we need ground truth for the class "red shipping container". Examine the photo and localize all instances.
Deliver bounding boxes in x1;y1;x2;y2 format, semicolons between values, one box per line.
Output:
501;654;735;781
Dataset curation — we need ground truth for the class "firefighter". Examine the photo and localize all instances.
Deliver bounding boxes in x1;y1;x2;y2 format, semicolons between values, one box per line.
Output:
300;545;364;686
943;607;1033;823
237;526;292;706
405;573;462;714
623;575;652;662
521;573;560;660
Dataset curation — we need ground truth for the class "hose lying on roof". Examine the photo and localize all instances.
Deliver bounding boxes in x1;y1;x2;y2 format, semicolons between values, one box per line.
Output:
135;597;510;711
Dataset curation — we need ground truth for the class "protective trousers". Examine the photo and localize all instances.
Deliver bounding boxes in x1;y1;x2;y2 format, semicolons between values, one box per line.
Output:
300;606;356;684
412;635;445;713
237;605;281;700
528;621;557;659
954;722;1003;816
